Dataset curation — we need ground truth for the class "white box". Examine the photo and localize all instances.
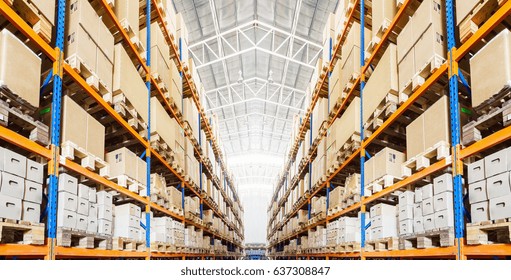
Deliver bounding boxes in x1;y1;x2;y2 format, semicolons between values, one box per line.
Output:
78;184;90;199
114;225;140;239
485;149;508;178
399;205;414;221
399;191;415;207
1;172;25;199
58;192;78;211
58;173;78;195
413;216;424;233
422;197;434;215
57;208;77;228
76;213;88;231
433;192;453;212
24;180;42;204
114;203;141;217
96;191;112;206
423;214;436;231
22;201;40;223
26;159;44;184
414;203;422;217
371;227;381;240
471;201;489;223
467;159;485;184
469;180;487;204
372;214;397;229
0;194;21;220
77;198;89;215
486;172;511;199
422;184;434;199
489;194;511;220
87;216;98;232
1;149;27;178
89;188;97;203
433;173;453;194
98;204;113;221
89;203;98;218
434;209;454;229
115;214;140;228
415;187;423;202
370;203;396;217
399;219;414;235
98;219;112;235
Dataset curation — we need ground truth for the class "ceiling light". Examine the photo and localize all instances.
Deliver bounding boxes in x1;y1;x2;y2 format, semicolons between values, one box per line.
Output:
238;70;243;84
268;70;274;84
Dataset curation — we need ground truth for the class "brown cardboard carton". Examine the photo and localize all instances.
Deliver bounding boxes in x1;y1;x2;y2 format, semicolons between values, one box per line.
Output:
114;0;139;36
32;0;56;25
96;46;113;92
363;43;398;124
397;48;415;92
169;58;183;113
336;96;360;148
341;22;371;64
340;45;360;92
62;95;87;149
67;0;99;43
371;148;405;180
364;155;374;184
323;13;336;44
106;148;138;179
455;0;481;25
397;16;414;62
413;24;446;74
405;114;424;161
423;95;450;149
0;29;41;107
137;157;147;185
329;60;342;112
113;44;148;122
150;45;172;90
97;20;114;63
66;24;97;74
372;0;396;35
140;22;170;58
470;29;511;107
411;0;444;45
86;114;105;160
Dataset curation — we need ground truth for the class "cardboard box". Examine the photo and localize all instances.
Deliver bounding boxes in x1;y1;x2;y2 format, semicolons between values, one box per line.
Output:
65;20;97;74
114;0;139;36
484;148;510;178
397;16;414;62
22;201;40;223
115;203;141;217
363;44;399;124
411;0;444;45
0;172;25;199
415;187;423;203
413;216;424;233
151;97;185;164
399;219;414;235
372;0;396;36
113;44;148;122
106;148;138;180
96;47;113;92
86;112;105;160
87;216;98;232
370;147;405;182
467;159;485;184
57;207;77;228
98;219;112;235
76;213;88;231
96;191;113;207
341;22;371;64
26;159;44;184
471;201;490;223
0;193;21;220
97;19;114;62
68;0;100;43
455;0;481;25
397;48;415;92
399;191;415;207
58;173;78;195
422;197;434;215
486;172;511;199
77;198;90;215
413;24;446;77
62;95;87;150
433;173;453;195
469;180;488;204
433;192;453;212
435;209;454;229
399;205;414;221
423;214;435;231
24;181;42;204
32;0;56;25
470;29;511;107
1;149;27;178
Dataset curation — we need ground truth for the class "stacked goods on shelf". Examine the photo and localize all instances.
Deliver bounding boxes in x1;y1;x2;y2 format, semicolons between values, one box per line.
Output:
61;95;108;177
340;173;360;209
333;0;347;44
369;0;397;44
150;174;182;212
66;0;114;94
364;148;405;195
367;204;397;242
403;95;450;177
185;225;204;249
112;43;148;135
456;0;507;43
397;0;446;102
328;186;342;215
1;0;55;42
176;13;189;63
326;96;361;171
0;29;48;145
311;196;326;217
0;148;44;231
362;44;399;137
184;196;200;218
113;203;145;247
106;148;146;195
150;97;185;170
151;216;185;247
321;12;335;68
463;29;511;145
398;191;415;236
312;97;329;140
113;0;144;57
467;147;511;245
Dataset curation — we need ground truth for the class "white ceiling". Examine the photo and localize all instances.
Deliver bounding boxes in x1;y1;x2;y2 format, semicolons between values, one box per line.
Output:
174;0;338;189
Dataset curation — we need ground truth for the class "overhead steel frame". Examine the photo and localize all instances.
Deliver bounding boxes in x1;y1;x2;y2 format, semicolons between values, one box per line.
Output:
267;0;511;259
0;0;244;259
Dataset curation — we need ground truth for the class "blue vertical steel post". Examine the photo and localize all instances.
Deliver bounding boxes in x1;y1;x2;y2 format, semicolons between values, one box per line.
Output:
198;114;203;218
181;183;185;210
47;0;66;241
359;0;367;249
308;113;313;219
445;0;464;258
145;0;152;248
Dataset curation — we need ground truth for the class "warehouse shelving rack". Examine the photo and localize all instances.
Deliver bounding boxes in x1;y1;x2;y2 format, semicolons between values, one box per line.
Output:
0;0;244;259
267;0;511;260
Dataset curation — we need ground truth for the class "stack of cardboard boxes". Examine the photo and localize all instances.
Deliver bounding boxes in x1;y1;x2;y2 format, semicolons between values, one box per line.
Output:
468;147;511;223
113;203;143;240
0;148;43;223
106;148;146;195
368;203;397;241
364;147;405;195
398;191;415;236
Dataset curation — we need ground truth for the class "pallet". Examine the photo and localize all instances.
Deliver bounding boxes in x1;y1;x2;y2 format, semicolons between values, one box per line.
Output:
56;227;113;249
0;94;49;146
110;175;145;195
399;228;455;250
401;141;450;178
150;133;176;164
4;0;52;43
336;242;361;253
66;54;111;96
399;54;445;104
150;242;175;253
365;237;399;252
329;134;361;171
365;175;402;196
103;92;148;139
467;218;511;245
112;237;146;252
61;141;110;177
462;88;511;146
364;93;399;138
342;73;359;95
119;19;146;61
459;0;507;43
365;20;392;59
0;218;44;245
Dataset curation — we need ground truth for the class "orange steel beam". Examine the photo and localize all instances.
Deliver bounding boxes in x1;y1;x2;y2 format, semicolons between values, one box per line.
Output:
54;247;148;258
460;124;511;159
0;126;52;159
0;244;48;256
363;246;457;258
464;244;511;256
